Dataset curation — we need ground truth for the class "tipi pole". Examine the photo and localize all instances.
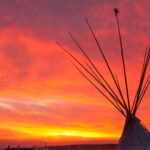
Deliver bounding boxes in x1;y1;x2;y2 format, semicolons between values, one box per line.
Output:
136;78;150;110
131;49;148;112
56;42;126;114
85;61;126;113
114;8;131;113
68;32;126;111
85;18;129;114
72;62;126;117
133;49;150;115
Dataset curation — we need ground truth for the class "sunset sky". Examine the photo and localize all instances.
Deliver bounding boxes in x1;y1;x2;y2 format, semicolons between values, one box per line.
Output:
0;0;150;148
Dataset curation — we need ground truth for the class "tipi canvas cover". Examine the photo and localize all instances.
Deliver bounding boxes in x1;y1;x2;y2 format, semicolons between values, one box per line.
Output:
118;116;150;150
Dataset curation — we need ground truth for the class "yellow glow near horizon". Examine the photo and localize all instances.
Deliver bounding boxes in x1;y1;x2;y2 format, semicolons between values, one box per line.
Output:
3;126;120;139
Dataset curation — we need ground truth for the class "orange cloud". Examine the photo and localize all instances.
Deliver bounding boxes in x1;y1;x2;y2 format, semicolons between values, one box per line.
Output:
0;0;149;148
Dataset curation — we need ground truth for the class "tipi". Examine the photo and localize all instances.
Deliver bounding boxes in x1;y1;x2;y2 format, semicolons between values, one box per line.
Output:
57;8;150;150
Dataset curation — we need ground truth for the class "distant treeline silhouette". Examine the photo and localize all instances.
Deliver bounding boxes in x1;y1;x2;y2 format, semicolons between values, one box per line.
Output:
5;144;117;150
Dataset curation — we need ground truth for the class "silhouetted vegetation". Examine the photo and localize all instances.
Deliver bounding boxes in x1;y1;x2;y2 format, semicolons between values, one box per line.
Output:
40;144;117;150
5;144;117;150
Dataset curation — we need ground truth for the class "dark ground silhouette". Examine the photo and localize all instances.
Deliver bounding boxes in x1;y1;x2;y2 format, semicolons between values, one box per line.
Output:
5;144;117;150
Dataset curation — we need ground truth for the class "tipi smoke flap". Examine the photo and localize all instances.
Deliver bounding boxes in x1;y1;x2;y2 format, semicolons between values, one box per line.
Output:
57;8;150;150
